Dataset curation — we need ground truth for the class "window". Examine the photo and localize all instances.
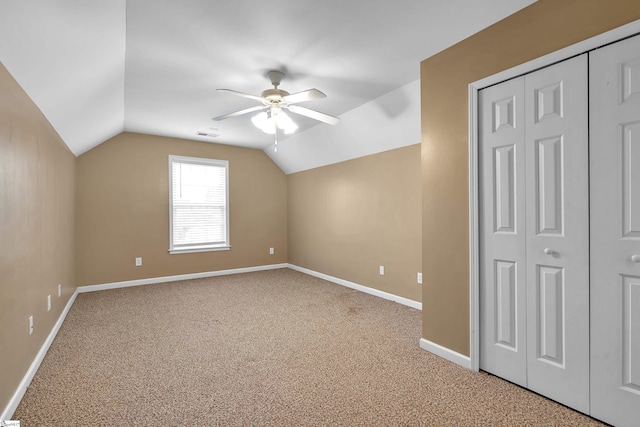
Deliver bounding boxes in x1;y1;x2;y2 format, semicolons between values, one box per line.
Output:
169;155;229;254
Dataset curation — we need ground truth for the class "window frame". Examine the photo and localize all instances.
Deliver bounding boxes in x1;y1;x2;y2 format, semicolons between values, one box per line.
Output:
168;155;230;254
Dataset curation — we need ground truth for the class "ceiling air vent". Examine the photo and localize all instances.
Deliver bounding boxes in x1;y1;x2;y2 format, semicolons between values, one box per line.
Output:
196;131;219;138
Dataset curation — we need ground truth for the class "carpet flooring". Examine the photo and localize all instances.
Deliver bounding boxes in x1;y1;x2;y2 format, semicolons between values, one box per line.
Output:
13;268;604;426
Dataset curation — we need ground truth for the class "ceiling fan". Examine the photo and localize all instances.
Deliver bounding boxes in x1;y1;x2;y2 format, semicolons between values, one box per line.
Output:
212;71;340;145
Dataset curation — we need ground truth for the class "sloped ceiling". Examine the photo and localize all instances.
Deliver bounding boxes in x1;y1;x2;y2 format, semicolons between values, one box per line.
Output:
0;0;536;172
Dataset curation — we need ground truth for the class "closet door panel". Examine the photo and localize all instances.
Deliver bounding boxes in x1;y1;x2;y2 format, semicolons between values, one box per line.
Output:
590;34;640;427
524;54;590;413
479;77;527;386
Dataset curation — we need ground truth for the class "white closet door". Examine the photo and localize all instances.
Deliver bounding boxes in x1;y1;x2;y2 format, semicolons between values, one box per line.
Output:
524;54;589;413
479;77;527;386
590;34;640;427
480;55;589;413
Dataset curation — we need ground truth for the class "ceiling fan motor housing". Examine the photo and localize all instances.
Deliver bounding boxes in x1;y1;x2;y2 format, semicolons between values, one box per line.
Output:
261;88;289;105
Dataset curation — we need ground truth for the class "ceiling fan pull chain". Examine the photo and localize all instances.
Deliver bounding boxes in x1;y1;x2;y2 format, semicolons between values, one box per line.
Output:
274;128;278;152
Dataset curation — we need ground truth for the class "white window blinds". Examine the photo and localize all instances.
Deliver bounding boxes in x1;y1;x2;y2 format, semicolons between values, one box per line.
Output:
169;155;229;253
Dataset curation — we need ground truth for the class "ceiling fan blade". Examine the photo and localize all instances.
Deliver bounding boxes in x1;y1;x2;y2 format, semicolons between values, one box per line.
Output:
283;88;327;104
212;105;266;121
217;89;264;103
287;105;340;125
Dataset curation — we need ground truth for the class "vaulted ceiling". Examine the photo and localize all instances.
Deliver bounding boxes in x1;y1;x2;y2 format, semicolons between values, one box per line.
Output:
0;0;535;173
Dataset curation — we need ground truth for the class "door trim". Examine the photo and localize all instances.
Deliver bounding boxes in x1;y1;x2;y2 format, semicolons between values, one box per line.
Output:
468;19;640;372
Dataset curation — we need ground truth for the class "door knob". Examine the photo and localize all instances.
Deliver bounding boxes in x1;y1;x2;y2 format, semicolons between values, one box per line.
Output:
544;248;555;256
632;254;640;263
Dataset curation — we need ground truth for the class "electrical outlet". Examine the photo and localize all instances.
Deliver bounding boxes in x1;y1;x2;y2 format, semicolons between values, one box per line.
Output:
47;295;51;311
58;284;62;297
417;272;423;285
269;247;274;255
135;257;142;267
379;265;385;275
28;316;33;335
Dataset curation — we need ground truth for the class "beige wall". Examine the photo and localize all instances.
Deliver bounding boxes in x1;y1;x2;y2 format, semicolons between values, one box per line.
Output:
0;62;76;413
288;144;422;302
421;0;640;355
76;132;287;286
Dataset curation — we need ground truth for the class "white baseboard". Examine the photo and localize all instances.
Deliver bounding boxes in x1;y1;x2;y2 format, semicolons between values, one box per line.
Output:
1;288;79;421
78;263;289;293
420;338;471;370
287;264;422;310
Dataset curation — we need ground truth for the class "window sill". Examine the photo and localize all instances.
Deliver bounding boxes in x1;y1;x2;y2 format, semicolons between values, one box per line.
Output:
169;246;231;255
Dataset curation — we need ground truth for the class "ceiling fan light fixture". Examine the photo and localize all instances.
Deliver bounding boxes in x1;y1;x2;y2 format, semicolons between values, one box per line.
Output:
251;111;274;134
251;109;298;135
276;110;298;134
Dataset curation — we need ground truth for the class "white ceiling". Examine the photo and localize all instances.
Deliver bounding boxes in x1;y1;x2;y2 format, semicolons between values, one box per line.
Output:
0;0;535;170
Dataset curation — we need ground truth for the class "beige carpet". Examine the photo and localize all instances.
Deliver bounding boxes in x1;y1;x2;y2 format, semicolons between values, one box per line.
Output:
14;269;604;426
